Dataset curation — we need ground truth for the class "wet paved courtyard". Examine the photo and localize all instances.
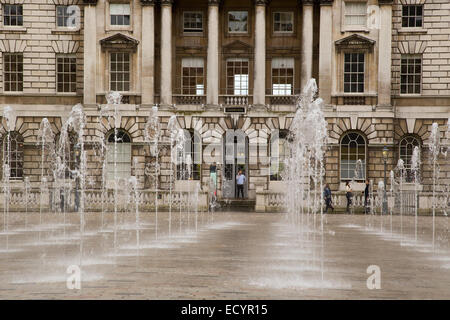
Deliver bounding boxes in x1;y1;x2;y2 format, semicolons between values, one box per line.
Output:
0;210;449;299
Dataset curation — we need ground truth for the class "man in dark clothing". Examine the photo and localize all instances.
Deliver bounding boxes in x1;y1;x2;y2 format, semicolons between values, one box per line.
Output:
363;179;370;214
323;184;334;213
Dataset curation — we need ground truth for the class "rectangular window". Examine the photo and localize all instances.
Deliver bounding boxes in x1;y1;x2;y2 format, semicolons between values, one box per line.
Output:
4;53;23;92
270;131;289;181
227;59;249;95
228;11;248;33
57;55;77;93
273;12;293;33
344;53;364;93
110;52;130;92
110;3;130;26
3;4;23;26
183;12;203;33
56;5;71;27
400;55;421;94
106;144;131;181
182;58;204;95
344;2;366;26
272;58;294;95
402;5;423;28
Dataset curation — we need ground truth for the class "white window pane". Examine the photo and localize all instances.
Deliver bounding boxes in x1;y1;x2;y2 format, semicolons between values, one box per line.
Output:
182;57;204;68
110;4;130;15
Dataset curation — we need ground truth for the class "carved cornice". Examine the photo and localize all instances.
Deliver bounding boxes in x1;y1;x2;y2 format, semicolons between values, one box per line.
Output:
299;0;316;5
160;0;174;5
208;0;221;5
140;0;156;5
319;0;334;5
83;0;98;5
335;34;375;51
100;33;139;51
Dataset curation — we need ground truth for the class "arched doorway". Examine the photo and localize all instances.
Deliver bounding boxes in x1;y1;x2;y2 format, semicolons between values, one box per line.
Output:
222;129;248;199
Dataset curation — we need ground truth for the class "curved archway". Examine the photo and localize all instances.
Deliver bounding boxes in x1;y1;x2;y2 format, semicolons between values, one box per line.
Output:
2;131;24;180
340;131;367;181
106;129;132;181
399;135;421;182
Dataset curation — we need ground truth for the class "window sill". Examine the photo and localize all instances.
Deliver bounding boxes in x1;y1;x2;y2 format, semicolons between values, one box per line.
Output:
183;32;204;36
341;26;370;33
106;26;133;33
398;93;422;97
1;91;24;96
398;28;427;34
51;27;80;34
0;26;27;33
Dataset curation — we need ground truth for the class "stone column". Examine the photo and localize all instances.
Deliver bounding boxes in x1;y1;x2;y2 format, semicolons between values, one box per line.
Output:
83;0;98;106
301;0;314;90
207;0;220;106
141;1;155;106
318;0;333;105
253;0;267;107
378;0;393;107
160;0;173;106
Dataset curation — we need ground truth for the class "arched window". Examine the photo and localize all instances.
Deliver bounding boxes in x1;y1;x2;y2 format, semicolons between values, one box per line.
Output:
176;129;201;181
340;132;366;180
270;129;290;181
3;131;24;180
399;135;421;183
106;129;131;181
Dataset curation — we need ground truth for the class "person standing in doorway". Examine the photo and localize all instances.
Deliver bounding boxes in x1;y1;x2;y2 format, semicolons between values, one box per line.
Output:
346;181;353;213
236;170;246;199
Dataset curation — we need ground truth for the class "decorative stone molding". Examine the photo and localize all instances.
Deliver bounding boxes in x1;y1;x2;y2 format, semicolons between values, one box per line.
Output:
208;0;221;5
140;0;156;5
100;33;139;51
335;34;375;51
300;0;316;5
160;0;174;5
52;0;81;5
82;0;98;4
398;0;425;4
51;40;80;54
398;41;427;54
0;39;27;53
0;0;25;4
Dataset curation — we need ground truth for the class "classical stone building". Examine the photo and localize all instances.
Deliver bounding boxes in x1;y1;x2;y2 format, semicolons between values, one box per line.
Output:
0;0;448;212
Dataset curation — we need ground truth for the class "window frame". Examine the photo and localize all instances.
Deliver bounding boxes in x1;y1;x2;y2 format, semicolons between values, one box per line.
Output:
181;57;205;96
339;131;367;181
183;11;204;34
343;52;365;93
227;10;249;34
401;4;423;28
400;54;422;95
106;129;132;182
3;53;24;93
2;131;24;181
269;130;290;181
3;4;23;27
56;54;77;94
273;11;294;34
105;1;133;32
399;135;421;183
226;58;250;96
109;51;131;93
341;1;368;32
271;57;295;96
176;129;201;181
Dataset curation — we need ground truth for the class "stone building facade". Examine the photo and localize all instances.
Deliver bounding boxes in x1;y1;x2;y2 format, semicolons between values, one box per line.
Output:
0;0;448;212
